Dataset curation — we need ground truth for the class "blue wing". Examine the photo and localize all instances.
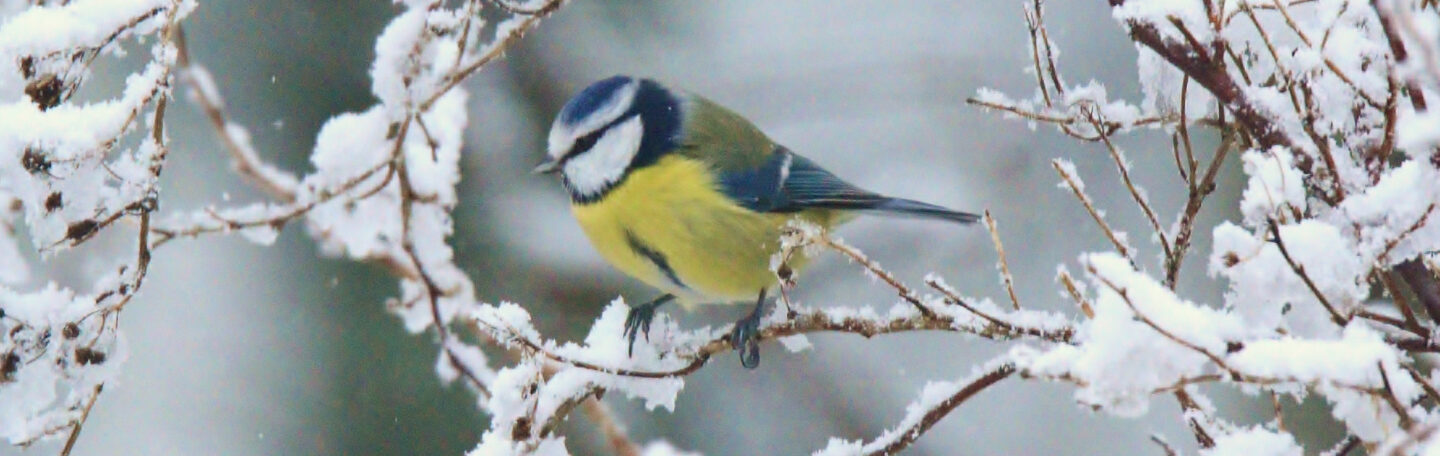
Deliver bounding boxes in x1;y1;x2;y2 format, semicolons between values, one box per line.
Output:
717;147;979;223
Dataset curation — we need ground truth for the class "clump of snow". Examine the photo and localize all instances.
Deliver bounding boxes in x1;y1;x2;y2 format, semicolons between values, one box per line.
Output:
640;440;703;456
1210;220;1362;337
1015;253;1246;415
1201;426;1302;456
1238;147;1307;227
1339;160;1440;266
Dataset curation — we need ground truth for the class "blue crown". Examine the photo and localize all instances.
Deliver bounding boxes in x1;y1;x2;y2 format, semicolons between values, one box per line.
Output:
558;75;635;126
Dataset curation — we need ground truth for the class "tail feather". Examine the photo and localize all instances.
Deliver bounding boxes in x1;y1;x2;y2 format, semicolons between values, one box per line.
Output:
864;197;980;224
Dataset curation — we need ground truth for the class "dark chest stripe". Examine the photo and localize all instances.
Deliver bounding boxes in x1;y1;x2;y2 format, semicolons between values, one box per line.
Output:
624;229;688;290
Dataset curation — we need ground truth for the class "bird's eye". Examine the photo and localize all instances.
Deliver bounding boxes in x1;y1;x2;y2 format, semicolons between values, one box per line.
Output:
568;129;604;158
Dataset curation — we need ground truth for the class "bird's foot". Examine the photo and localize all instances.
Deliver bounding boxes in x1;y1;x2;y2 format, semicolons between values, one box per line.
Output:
624;294;673;357
730;303;764;369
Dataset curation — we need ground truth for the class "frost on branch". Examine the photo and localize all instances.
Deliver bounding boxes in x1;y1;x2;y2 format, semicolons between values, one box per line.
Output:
971;0;1440;453
0;0;192;446
6;0;1440;454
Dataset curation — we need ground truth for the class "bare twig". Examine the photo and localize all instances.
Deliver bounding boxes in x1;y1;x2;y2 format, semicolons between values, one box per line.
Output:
1053;160;1138;265
420;0;565;111
175;30;298;202
862;362;1017;456
1150;435;1179;456
1173;389;1216;449
1377;269;1427;335
57;384;103;456
577;399;640;456
1377;361;1416;430
1088;112;1173;264
1057;270;1095;318
983;211;1022;310
1166;125;1232;288
815;235;938;318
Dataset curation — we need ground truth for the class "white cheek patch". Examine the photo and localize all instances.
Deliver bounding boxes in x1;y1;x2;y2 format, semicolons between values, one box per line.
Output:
547;82;639;159
563;116;644;196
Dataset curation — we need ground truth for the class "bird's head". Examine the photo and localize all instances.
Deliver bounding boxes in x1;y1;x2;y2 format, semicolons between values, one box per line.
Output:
537;76;683;203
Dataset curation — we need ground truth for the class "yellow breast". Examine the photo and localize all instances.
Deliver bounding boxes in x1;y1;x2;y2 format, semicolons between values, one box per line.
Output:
571;155;834;305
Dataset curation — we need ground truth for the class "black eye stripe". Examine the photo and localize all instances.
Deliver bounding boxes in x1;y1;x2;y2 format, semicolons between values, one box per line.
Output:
569;129;604;157
564;113;639;160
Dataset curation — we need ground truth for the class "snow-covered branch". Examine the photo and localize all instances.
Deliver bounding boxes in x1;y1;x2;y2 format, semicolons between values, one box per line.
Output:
5;0;1440;454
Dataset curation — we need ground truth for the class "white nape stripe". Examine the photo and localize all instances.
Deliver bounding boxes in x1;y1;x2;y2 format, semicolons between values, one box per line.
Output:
562;116;644;197
547;81;639;159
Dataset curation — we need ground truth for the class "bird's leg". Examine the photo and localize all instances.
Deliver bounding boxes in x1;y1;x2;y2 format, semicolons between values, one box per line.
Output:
776;262;798;320
624;293;675;356
730;289;768;369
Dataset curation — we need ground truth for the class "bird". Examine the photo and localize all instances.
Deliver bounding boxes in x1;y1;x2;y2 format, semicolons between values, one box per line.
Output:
535;76;978;368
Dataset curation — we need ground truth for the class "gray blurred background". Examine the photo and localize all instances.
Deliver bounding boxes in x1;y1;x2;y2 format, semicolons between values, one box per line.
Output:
5;1;1343;455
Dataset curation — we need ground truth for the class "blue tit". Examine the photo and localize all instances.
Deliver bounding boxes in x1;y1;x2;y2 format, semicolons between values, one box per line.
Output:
536;76;978;368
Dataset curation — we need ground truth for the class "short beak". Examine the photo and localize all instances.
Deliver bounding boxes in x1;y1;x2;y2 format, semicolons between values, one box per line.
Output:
532;158;561;175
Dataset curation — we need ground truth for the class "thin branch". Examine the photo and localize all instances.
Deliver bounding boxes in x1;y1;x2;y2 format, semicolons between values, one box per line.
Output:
1166;126;1232;288
175;27;297;202
420;0;565;111
925;278;1074;342
815;235;938;318
1052;160;1138;266
1173;389;1217;449
1377;361;1415;430
1088;111;1173;264
983;211;1022;310
1403;364;1440;405
1266;0;1385;109
1377;269;1426;335
57;384;102;456
1111;0;1300;154
1057;269;1095;318
1266;219;1349;326
1150;435;1179;456
1378;203;1438;262
862;362;1017;456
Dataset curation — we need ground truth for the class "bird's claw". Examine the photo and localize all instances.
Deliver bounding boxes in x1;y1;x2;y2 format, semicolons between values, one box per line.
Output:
730;309;762;369
624;305;657;357
624;294;673;357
